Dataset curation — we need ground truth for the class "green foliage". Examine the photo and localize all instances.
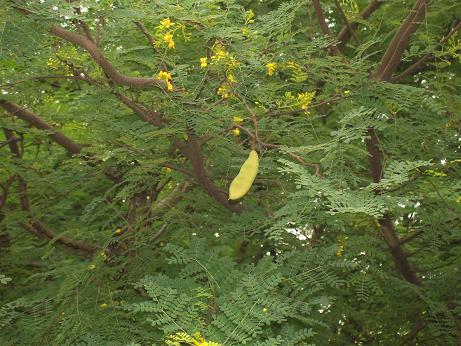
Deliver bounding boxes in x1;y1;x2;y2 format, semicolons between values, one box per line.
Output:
1;0;461;345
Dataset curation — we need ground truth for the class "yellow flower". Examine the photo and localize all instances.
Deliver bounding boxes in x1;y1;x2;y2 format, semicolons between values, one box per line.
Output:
241;27;250;36
99;303;109;309
200;57;208;68
217;84;231;99
47;57;60;70
88;264;96;270
157;71;174;92
233;116;243;124
162;167;172;173
114;228;122;235
262;307;268;313
425;169;447;177
232;128;240;136
245;9;255;24
211;44;228;62
227;57;240;69
457;196;461;203
227;73;236;83
265;62;277;76
100;251;108;260
160;18;174;29
297;91;316;111
165;332;221;346
163;32;175;48
336;245;344;257
336;235;348;257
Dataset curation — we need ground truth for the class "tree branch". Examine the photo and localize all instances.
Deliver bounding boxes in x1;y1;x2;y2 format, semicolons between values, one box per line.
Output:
336;0;381;50
2;129;97;256
133;21;156;49
0;100;82;155
392;20;461;82
312;0;342;55
49;26;166;89
176;134;241;213
373;0;431;81
333;0;360;45
366;128;421;285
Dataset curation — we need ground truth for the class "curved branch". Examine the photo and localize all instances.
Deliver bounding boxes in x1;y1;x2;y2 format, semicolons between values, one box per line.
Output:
49;26;166;89
0;100;82;155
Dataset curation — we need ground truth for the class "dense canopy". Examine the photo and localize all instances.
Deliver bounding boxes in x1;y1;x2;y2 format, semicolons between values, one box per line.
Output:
1;0;460;345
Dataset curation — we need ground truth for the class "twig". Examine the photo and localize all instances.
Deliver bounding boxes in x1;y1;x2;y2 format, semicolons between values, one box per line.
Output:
399;230;424;245
150;223;169;243
392;20;461;82
336;0;382;50
312;0;342;55
333;0;360;45
232;124;323;178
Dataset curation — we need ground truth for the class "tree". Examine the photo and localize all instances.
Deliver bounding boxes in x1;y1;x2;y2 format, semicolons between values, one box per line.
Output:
1;0;460;344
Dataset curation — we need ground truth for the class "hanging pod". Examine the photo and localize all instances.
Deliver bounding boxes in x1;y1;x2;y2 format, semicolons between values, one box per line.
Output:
228;150;259;200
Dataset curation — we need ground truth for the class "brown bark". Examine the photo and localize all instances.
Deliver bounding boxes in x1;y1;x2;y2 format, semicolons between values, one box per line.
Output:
49;26;166;89
336;0;382;50
0;100;82;155
176;134;241;213
366;125;421;286
392;20;461;82
2;129;98;256
363;0;434;286
333;0;360;45
312;0;342;55
114;92;164;127
373;0;431;81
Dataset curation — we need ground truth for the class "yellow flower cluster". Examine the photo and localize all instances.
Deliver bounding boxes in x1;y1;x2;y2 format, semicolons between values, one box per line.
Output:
265;62;277;76
156;17;176;49
244;9;255;24
297;91;316;111
211;44;230;63
231;116;243;136
217;84;231;99
425;169;447;177
233;116;244;123
160;18;173;29
200;57;208;68
47;57;60;70
157;70;174;91
336;235;348;257
163;32;175;49
231;128;240;136
166;332;221;346
200;43;241;97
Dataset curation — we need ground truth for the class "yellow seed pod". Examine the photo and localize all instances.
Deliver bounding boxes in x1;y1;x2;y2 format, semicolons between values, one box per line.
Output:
229;150;259;200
